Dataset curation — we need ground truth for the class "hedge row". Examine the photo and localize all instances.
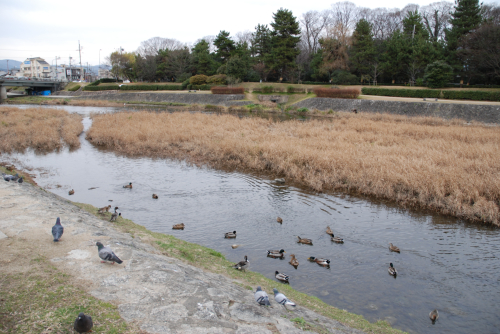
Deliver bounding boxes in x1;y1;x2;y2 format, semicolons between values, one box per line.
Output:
83;85;120;91
67;85;81;92
362;87;440;98
313;88;360;99
211;87;244;94
362;87;500;101
120;85;182;91
187;84;213;90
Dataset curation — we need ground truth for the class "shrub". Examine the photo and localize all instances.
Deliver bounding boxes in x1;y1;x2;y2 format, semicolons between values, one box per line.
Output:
361;88;440;98
262;86;274;93
416;78;424;86
181;78;191;90
313;88;360;99
190;84;213;90
424;61;453;89
157;85;182;91
68;85;81;92
331;70;359;85
211;87;244;94
190;75;208;85
297;107;308;113
441;90;500;101
83;85;120;91
100;78;118;83
207;74;227;85
120;85;157;91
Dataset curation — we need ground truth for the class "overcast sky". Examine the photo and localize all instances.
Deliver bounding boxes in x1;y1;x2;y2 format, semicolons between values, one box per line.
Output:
1;0;497;67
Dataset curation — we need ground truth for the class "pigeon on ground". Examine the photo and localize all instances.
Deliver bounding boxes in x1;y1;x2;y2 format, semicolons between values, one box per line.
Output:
273;288;296;308
96;242;123;264
74;312;93;333
10;173;20;182
52;217;64;242
2;173;17;181
17;176;23;183
254;286;270;306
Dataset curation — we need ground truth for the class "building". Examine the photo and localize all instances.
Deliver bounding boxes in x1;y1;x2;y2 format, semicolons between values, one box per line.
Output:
50;65;67;81
98;68;113;79
20;57;51;78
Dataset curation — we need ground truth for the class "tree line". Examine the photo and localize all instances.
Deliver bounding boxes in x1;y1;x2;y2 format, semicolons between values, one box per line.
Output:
105;1;500;87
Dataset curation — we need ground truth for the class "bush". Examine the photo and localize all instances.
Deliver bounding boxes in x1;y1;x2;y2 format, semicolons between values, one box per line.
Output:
211;87;244;94
120;85;158;91
83;85;120;91
157;85;182;91
262;86;274;93
189;84;213;90
181;78;191;90
361;87;440;98
207;74;227;85
331;70;359;85
313;88;360;99
424;61;453;89
67;85;81;92
297;107;308;113
416;78;424;86
441;90;500;101
100;78;118;83
190;75;208;85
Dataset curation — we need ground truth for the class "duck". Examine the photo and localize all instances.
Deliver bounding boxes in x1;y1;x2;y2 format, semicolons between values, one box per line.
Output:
275;271;289;283
389;243;400;253
274;178;285;184
6;165;14;171
172;223;185;230
123;182;132;188
110;207;119;221
276;217;283;224
68;189;75;195
267;249;286;258
289;254;299;267
429;309;439;323
98;205;111;214
152;194;158;199
325;226;334;235
388;263;397;277
297;236;313;245
308;256;330;266
224;231;237;238
233;255;249;271
331;234;344;243
231;244;240;249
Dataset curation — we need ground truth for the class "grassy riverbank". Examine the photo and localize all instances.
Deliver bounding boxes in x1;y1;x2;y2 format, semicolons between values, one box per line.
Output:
73;201;404;334
0;106;83;152
87;111;500;226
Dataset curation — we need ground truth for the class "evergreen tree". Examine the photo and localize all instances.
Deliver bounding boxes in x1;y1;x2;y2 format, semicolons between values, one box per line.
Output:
268;8;301;80
213;30;235;64
251;24;272;61
191;40;216;75
350;19;376;79
403;10;429;40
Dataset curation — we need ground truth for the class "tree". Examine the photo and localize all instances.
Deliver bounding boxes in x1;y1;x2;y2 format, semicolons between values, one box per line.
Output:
300;10;331;56
424;60;453;87
421;1;453;42
191;39;216;75
459;24;500;79
268;8;301;80
251;24;272;61
105;51;135;80
136;37;183;57
213;30;235;63
350;19;376;80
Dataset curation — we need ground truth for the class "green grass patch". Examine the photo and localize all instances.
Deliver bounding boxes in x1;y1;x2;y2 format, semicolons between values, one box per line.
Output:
72;201;406;334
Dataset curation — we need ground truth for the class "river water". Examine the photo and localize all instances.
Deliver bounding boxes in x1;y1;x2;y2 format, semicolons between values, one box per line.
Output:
2;105;499;334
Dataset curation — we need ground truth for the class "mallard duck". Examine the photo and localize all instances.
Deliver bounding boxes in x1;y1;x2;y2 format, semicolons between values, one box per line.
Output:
326;226;334;235
274;178;285;183
152;194;158;199
275;271;289;283
172;223;185;230
98;205;111;214
68;189;74;195
429;309;439;323
297;236;313;245
308;256;330;266
389;243;400;253
6;165;14;171
289;254;299;267
277;217;283;224
224;231;237;238
267;249;286;258
123;182;132;188
233;255;249;271
388;263;397;277
110;207;120;221
331;234;344;243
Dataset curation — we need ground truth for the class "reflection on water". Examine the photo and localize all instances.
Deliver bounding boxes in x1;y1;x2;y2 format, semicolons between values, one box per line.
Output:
2;105;500;334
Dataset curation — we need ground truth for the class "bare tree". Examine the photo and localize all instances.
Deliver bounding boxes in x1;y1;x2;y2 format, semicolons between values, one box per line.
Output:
136;37;184;57
300;10;331;56
481;4;500;25
235;30;253;44
330;1;360;38
421;1;453;41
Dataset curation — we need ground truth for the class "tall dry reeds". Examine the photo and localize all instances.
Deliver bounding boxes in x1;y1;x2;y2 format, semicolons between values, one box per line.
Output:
0;106;83;152
87;111;500;225
313;87;360;98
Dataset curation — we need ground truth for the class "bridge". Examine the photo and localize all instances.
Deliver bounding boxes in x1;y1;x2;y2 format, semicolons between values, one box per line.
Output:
0;78;63;103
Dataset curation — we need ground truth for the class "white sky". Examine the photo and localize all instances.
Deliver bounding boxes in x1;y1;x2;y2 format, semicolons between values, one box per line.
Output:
1;0;497;67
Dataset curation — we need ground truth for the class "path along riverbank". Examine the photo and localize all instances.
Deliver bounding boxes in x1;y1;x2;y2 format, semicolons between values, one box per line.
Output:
0;176;402;333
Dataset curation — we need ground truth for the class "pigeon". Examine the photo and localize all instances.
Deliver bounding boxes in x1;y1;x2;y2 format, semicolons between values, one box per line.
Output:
74;312;93;333
233;255;249;271
51;217;64;242
96;242;123;264
273;288;296;308
17;176;23;183
254;286;270;306
2;173;16;181
10;173;20;182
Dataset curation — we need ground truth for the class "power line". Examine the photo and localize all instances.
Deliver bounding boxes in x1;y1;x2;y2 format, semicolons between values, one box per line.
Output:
0;48;77;52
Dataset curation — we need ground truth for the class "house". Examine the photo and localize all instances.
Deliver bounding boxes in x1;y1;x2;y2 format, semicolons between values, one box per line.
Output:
20;57;51;78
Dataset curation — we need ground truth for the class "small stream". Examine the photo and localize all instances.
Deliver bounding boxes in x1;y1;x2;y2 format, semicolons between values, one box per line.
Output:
2;105;500;334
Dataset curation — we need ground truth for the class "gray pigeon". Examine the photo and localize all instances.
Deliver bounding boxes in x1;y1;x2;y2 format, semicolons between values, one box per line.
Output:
17;176;23;183
51;217;64;242
10;173;19;182
96;242;123;264
273;288;296;308
74;312;93;333
2;173;14;181
254;286;270;306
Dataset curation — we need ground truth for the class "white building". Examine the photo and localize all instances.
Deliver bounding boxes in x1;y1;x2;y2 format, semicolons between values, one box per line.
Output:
98;68;113;79
50;65;67;81
20;57;51;78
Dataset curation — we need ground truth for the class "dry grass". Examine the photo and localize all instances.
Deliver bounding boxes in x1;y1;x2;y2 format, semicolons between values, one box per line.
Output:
87;111;500;225
0;106;83;152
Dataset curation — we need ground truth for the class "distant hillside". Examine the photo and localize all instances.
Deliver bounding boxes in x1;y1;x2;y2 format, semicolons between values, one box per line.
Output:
0;59;22;71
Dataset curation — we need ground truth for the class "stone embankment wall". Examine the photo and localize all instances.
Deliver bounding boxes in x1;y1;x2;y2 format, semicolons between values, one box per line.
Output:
294;98;500;124
75;92;251;106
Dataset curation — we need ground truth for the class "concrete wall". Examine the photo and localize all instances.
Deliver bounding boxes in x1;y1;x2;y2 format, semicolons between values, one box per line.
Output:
75;92;250;106
294;98;500;124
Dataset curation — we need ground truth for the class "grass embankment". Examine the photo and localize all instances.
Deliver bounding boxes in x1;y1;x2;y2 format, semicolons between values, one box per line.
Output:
0;239;140;333
87;111;500;225
73;201;404;334
0;163;37;185
0;106;83;152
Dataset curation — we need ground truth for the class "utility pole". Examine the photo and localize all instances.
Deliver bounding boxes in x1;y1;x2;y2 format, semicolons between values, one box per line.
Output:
69;56;72;81
78;40;83;81
6;60;8;75
99;49;102;79
54;56;60;80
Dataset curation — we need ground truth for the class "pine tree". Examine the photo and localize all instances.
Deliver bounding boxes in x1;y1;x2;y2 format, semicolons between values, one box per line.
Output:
350;19;376;79
214;30;235;64
191;40;216;75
